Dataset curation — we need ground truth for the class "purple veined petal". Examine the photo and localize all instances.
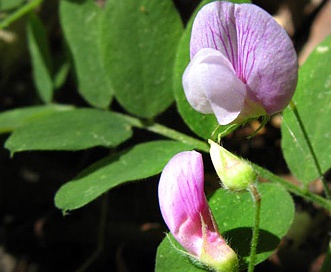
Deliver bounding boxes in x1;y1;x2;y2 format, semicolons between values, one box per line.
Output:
189;1;298;117
190;1;238;68
234;4;298;114
158;151;210;256
183;48;247;125
158;151;239;270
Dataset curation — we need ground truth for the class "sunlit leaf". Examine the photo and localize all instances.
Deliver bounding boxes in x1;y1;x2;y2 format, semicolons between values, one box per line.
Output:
27;13;53;103
5;108;132;153
102;0;183;118
0;104;73;134
60;0;113;108
281;36;331;184
55;140;193;212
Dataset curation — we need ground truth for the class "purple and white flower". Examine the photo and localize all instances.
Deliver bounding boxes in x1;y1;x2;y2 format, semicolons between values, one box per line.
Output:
183;1;298;125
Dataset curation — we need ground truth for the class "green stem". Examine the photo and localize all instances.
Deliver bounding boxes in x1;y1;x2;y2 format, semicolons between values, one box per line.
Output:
253;164;331;211
248;183;261;272
121;113;331;211
121;114;210;153
289;100;331;199
0;0;43;29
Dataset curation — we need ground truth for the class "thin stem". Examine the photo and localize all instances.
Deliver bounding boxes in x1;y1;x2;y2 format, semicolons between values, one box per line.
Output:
76;193;108;272
248;183;261;272
0;0;43;29
121;112;331;211
289;100;331;199
247;115;269;139
253;164;331;211
121;114;210;153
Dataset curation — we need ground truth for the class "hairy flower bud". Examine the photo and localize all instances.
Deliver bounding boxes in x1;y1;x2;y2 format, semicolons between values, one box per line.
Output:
158;151;238;271
209;140;257;191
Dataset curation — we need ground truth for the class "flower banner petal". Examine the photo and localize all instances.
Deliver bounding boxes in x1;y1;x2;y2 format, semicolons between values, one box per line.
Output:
235;4;298;114
190;1;238;67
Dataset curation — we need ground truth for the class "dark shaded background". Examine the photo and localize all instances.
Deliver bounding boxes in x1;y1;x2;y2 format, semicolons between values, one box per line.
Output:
0;0;330;271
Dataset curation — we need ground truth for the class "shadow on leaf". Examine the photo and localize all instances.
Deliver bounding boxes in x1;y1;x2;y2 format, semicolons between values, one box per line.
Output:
223;227;280;268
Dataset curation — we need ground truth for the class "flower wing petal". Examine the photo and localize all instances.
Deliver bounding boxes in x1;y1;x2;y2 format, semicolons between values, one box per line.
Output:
183;50;214;114
184;48;246;125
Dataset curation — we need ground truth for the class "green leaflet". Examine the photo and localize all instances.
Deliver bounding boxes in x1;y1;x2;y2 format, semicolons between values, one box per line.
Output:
281;36;331;184
60;0;113;108
27;13;53;103
102;0;183;118
5;108;133;153
55;140;193;211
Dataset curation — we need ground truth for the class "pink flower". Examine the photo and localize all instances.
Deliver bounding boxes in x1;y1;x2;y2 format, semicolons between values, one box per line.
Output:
183;1;298;125
158;151;238;271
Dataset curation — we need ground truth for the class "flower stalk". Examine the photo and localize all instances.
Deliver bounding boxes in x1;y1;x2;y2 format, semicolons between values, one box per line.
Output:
248;184;261;272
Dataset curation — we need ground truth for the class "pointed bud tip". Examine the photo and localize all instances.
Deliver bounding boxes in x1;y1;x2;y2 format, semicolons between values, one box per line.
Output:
209;139;257;191
201;245;239;272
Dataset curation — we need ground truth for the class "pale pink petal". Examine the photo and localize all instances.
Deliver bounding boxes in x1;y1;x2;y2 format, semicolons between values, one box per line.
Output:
158;151;239;270
158;151;209;255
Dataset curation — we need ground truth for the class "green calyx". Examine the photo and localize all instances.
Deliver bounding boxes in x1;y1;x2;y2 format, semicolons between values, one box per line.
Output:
201;249;239;272
209;139;257;191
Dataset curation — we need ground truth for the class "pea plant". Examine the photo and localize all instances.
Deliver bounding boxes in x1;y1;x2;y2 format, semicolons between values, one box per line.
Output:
0;0;330;271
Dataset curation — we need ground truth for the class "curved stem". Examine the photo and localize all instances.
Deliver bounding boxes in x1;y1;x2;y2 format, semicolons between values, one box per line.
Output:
0;0;43;29
289;100;331;199
120;113;331;211
121;114;210;153
248;183;261;272
252;163;331;212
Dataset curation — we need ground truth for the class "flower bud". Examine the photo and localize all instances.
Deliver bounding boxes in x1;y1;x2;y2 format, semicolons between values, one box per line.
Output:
158;151;238;272
209;139;257;191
